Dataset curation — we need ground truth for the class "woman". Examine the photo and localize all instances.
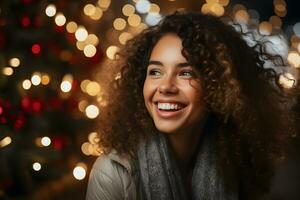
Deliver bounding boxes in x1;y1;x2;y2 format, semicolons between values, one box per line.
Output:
86;11;296;200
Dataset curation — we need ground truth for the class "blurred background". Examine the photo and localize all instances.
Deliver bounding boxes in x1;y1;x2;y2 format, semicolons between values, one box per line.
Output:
0;0;299;199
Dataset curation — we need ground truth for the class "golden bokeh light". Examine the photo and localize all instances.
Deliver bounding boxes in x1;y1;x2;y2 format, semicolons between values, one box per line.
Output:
83;4;96;16
33;162;42;171
113;18;127;31
3;67;13;76
86;81;101;96
90;7;103;20
279;73;296;89
9;57;20;67
76;41;86;51
88;132;99;144
85;105;99;119
41;136;51;147
149;3;160;13
73;164;87;180
60;81;72;92
31;72;42;86
86;34;99;46
66;21;78;33
210;3;225;17
22;79;32;90
235;10;250;24
119;32;133;45
80;79;91;92
259;21;273;35
83;45;97;57
41;75;50;85
122;4;135;16
45;4;56;17
54;13;66;26
287;51;300;68
0;136;12;147
75;26;88;42
128;14;141;27
81;142;93;155
106;45;119;60
98;0;111;10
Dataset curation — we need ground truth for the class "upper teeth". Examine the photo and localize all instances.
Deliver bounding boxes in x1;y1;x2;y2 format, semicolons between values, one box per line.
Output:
158;103;179;110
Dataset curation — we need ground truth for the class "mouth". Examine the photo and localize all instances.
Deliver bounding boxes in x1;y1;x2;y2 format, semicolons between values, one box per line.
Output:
155;102;187;112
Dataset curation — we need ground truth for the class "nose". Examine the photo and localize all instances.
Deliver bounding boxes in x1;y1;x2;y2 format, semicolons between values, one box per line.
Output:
158;74;179;94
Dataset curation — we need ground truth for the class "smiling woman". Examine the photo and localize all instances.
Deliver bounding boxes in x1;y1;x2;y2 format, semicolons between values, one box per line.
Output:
86;11;297;200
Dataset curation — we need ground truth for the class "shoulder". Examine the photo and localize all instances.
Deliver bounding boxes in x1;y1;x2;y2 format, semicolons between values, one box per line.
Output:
86;151;137;200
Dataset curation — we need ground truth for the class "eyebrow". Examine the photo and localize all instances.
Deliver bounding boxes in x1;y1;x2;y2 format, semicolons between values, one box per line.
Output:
148;60;191;68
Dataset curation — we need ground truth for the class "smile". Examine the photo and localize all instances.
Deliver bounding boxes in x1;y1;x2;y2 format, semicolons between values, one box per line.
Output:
157;102;185;111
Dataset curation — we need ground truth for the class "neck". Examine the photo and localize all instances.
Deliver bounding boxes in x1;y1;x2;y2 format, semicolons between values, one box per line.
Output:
167;120;206;173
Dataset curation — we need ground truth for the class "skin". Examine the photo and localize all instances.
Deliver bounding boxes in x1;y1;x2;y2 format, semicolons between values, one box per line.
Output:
143;33;207;192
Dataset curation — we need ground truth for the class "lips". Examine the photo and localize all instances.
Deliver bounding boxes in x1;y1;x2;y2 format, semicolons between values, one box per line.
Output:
154;101;187;118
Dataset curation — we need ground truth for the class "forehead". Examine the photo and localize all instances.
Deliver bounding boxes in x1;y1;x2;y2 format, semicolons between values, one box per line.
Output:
150;34;187;62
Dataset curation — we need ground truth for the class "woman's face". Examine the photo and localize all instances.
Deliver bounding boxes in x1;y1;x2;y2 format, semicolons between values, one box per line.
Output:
143;34;206;135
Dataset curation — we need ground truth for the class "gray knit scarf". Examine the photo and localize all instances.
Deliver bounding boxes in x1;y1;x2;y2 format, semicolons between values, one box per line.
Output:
138;130;238;200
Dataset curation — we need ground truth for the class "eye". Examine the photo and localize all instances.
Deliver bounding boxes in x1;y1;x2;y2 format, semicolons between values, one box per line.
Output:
148;69;161;77
179;70;195;78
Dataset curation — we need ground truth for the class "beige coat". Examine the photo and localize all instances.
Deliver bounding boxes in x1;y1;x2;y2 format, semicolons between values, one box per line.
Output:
86;151;141;200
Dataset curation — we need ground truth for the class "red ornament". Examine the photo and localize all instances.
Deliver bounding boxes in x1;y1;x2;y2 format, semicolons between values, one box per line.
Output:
32;100;42;112
52;136;65;150
21;97;31;112
21;16;31;27
31;43;41;54
0;106;3;115
14;114;26;130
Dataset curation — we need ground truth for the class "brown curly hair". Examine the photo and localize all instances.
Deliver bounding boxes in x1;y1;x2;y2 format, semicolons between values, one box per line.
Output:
97;11;297;197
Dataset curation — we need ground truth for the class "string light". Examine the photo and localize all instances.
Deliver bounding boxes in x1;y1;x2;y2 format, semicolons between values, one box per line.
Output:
106;45;119;60
31;72;42;86
55;13;66;26
45;4;56;17
41;74;50;85
75;26;88;41
80;79;91;92
90;7;103;20
3;67;13;76
97;0;111;10
128;14;141;27
32;162;42;171
122;4;135;16
22;79;32;90
9;58;20;67
86;81;101;96
83;44;97;57
0;136;12;147
41;136;51;147
113;18;127;31
85;105;99;119
66;21;78;33
73;163;87;180
83;4;96;16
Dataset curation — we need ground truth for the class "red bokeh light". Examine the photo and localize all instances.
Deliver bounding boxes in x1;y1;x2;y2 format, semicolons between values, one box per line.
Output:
21;16;31;27
31;44;41;54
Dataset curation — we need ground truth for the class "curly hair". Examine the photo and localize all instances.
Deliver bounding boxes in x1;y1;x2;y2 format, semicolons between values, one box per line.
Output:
97;11;297;196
